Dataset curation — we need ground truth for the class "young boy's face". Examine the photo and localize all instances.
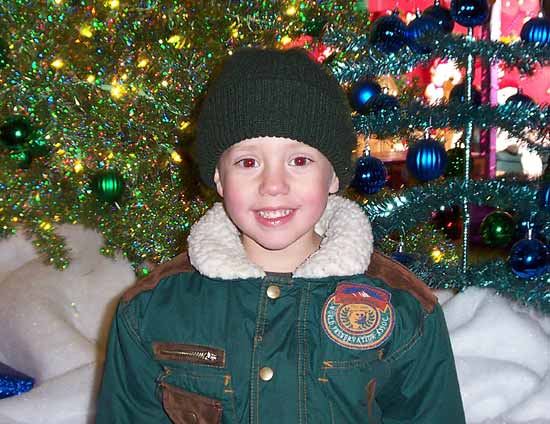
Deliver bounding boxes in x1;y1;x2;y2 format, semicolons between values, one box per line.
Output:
214;136;339;255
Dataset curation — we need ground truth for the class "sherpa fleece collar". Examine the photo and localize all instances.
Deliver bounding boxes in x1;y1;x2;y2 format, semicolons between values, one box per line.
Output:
187;195;373;280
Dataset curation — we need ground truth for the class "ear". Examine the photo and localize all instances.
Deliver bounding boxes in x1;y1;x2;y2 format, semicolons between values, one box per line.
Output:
214;167;224;197
329;171;339;194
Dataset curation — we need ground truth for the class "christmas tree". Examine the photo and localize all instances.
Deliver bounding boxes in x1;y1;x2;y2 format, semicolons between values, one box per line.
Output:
1;0;550;311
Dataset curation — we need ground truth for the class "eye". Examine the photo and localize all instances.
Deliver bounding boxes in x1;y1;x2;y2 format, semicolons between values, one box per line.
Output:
290;156;312;167
236;158;258;168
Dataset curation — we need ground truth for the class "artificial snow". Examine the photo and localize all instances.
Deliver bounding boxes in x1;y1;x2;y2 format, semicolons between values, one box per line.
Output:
0;225;548;423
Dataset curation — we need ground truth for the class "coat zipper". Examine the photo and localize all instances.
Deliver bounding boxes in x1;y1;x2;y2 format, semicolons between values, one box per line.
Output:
159;348;219;363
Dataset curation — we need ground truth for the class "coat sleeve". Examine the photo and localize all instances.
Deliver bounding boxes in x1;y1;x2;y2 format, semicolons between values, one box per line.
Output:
377;303;466;424
96;300;167;423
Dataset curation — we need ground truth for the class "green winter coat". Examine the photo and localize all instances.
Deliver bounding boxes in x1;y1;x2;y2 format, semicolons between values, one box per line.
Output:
96;196;466;424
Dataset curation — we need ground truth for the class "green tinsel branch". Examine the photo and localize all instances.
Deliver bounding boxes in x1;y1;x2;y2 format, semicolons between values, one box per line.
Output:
353;102;550;151
325;32;550;78
357;178;550;313
362;178;543;237
408;258;550;314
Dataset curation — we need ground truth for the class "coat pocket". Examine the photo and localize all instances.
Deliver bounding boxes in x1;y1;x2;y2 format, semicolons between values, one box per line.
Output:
161;381;222;424
317;349;389;424
153;342;238;423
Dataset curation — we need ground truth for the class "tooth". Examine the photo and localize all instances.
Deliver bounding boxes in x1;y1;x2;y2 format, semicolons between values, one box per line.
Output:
258;209;291;219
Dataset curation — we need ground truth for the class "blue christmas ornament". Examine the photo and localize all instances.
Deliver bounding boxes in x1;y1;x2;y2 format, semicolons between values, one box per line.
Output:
450;0;489;27
0;362;34;399
536;183;550;210
369;12;407;54
369;92;400;113
391;242;417;268
520;14;550;44
406;135;448;181
407;10;442;53
449;83;482;106
348;79;382;114
508;234;549;278
351;150;387;195
424;0;455;34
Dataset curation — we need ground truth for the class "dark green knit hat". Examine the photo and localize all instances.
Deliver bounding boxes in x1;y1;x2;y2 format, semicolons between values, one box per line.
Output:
195;47;357;188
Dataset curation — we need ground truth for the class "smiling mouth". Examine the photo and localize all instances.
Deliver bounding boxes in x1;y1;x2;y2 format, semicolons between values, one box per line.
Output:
255;208;296;226
256;209;294;219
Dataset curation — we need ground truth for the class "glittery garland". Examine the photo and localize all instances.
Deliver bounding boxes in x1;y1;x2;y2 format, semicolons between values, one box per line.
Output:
352;102;550;150
355;178;550;313
0;0;367;272
325;31;550;77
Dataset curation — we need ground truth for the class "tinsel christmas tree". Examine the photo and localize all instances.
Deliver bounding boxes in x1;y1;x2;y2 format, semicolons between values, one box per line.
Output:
1;1;550;311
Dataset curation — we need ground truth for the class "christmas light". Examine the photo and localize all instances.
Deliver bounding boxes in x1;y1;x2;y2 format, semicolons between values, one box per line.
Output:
51;59;65;69
171;151;182;163
280;35;292;45
285;5;297;16
79;26;93;38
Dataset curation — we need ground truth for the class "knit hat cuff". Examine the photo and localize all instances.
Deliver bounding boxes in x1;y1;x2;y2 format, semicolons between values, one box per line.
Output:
197;78;355;188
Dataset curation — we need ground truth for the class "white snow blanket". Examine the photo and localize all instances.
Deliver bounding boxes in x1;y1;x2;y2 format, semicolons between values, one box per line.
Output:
0;225;549;423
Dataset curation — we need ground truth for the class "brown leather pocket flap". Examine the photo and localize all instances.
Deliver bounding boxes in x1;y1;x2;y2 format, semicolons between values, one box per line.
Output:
153;342;226;368
161;381;222;424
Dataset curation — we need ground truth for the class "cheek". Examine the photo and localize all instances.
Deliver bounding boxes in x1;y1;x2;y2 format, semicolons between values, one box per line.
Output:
221;178;252;217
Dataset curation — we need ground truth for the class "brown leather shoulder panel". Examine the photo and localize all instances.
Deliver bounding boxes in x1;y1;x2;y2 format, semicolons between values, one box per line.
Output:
122;252;194;303
366;250;437;314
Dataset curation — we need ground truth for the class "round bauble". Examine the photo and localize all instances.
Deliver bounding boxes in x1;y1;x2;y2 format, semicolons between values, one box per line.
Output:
480;210;515;247
351;154;387;195
424;0;455;33
520;16;550;44
91;171;125;203
407;12;442;53
509;238;549;278
369;12;407;54
348;79;382;114
0;116;34;149
450;0;489;27
406;137;448;181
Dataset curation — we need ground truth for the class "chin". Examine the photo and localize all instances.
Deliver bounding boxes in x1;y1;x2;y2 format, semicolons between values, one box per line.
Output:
251;234;300;252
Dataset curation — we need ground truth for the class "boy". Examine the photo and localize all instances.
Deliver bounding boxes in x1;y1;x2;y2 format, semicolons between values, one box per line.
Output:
97;48;466;423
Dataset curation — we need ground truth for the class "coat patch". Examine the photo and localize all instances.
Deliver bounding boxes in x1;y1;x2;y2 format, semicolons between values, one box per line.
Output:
322;282;395;350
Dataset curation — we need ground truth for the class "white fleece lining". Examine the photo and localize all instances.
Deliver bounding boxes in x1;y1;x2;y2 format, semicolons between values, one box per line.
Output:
187;195;373;279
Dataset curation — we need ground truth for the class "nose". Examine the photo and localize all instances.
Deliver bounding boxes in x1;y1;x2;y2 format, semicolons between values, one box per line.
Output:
259;163;289;196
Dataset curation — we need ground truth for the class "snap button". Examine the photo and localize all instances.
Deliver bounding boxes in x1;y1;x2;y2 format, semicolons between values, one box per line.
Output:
181;412;198;424
266;285;281;299
259;367;274;381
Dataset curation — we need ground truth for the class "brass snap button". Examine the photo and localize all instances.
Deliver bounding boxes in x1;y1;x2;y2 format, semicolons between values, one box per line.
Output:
259;367;274;381
266;285;281;299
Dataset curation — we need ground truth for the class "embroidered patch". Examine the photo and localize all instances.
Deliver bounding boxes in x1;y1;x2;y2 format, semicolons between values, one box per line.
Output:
322;282;395;350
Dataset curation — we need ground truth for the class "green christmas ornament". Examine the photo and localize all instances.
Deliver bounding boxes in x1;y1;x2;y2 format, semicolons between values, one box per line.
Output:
0;116;34;149
480;210;515;247
91;171;125;203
